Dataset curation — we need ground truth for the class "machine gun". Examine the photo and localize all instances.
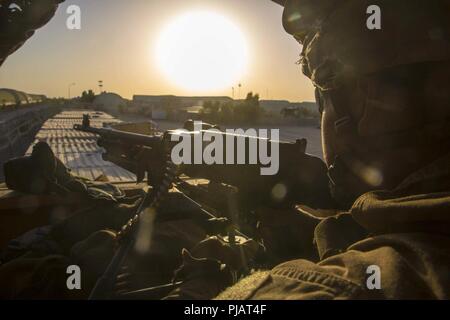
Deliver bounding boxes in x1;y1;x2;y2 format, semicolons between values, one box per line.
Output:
74;115;332;210
74;115;333;299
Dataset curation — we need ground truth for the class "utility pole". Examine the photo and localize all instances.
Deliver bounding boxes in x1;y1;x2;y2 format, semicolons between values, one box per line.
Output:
98;80;103;93
238;83;242;100
68;83;76;99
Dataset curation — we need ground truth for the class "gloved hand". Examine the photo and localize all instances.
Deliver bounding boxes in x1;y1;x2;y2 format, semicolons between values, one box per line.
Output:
255;205;323;263
188;236;260;271
164;236;260;300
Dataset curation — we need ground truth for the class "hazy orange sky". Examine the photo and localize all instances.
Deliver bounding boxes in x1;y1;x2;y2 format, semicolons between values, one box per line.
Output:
0;0;315;102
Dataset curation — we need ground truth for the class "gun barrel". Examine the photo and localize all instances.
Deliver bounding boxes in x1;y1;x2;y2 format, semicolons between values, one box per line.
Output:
73;124;162;146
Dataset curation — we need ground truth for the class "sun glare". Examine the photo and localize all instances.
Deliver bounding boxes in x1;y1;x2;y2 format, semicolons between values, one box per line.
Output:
155;10;249;92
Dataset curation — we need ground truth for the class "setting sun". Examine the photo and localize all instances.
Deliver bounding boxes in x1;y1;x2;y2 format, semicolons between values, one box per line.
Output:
155;10;249;92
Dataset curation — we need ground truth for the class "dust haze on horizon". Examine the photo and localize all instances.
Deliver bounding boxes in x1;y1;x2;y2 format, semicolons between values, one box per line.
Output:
0;0;315;102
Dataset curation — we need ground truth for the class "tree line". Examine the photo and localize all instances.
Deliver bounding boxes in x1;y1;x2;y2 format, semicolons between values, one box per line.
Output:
201;92;262;124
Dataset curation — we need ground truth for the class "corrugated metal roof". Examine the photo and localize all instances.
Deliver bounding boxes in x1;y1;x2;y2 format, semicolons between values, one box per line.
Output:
27;110;136;183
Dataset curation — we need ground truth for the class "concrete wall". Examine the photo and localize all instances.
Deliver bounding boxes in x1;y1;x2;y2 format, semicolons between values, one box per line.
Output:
0;104;60;182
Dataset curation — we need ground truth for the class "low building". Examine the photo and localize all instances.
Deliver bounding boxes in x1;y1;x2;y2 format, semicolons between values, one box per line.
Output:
130;94;318;121
0;88;47;108
132;95;232;120
93;92;128;114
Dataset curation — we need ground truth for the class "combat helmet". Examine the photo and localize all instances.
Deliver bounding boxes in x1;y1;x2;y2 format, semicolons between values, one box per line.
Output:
274;0;450;207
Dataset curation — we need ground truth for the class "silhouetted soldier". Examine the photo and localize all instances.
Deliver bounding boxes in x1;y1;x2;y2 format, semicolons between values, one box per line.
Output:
169;0;450;299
